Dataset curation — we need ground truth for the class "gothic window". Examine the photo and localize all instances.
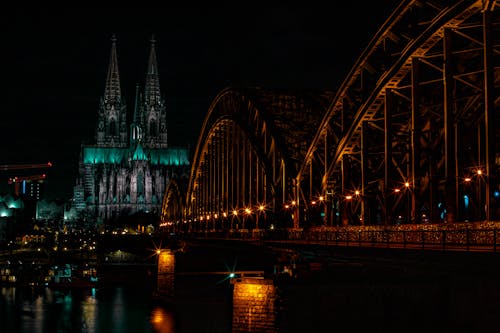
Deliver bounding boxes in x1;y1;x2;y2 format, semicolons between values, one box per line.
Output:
137;170;144;196
149;119;157;137
109;119;117;136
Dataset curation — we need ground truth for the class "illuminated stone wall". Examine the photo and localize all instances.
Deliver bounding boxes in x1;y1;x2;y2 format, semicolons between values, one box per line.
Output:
156;250;175;298
232;278;277;333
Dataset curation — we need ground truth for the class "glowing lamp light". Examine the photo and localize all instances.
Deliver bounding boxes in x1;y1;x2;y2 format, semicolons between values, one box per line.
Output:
245;208;251;215
223;212;227;217
345;195;352;200
259;205;265;211
291;200;296;206
354;190;360;196
477;170;482;175
394;188;401;193
232;210;238;216
405;182;410;188
464;177;471;182
284;204;290;209
311;201;316;205
319;196;324;201
229;273;236;278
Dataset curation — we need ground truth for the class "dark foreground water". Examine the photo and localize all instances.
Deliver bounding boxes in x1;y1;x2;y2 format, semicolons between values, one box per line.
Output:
0;286;179;333
2;270;500;333
2;241;500;333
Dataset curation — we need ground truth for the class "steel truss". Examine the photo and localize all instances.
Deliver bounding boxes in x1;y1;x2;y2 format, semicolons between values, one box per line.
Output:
297;0;499;228
162;0;499;230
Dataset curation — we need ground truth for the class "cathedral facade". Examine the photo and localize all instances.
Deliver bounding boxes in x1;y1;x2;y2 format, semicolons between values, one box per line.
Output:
73;36;190;223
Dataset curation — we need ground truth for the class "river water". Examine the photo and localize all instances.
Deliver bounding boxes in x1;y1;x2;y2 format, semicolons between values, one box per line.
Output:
2;242;500;332
3;269;500;333
1;286;179;333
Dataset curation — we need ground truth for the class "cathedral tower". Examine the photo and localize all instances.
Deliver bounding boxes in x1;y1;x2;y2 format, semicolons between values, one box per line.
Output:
143;35;168;148
75;35;190;224
96;34;128;147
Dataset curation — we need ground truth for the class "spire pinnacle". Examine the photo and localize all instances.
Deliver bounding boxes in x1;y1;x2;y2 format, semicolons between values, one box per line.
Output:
133;84;142;124
104;34;121;102
144;35;161;104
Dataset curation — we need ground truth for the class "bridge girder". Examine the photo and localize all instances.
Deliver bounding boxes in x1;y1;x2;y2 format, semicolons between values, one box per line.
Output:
297;0;499;227
164;87;331;230
162;0;499;231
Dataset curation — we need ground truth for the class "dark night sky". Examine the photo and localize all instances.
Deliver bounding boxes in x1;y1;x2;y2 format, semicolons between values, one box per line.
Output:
1;5;399;200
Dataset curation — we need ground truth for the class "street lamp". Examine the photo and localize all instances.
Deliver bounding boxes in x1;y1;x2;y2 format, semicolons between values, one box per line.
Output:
244;208;252;229
231;209;239;230
257;205;265;230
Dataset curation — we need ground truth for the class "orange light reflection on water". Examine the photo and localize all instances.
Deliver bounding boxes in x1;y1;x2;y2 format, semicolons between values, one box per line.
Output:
150;307;175;333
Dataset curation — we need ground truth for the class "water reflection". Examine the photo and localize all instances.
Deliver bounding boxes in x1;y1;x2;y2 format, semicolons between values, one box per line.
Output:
0;286;177;333
150;307;175;333
4;247;497;333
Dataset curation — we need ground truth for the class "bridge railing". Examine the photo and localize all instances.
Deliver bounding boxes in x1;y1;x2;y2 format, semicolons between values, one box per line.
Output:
185;223;500;253
275;228;499;252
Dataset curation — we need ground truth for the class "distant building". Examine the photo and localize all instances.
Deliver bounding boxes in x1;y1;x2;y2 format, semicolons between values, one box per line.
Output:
35;198;64;221
10;176;46;201
74;35;190;223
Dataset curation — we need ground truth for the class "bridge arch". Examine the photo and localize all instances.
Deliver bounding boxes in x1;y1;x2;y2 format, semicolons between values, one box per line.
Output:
161;1;499;232
182;87;332;231
296;0;499;227
160;178;185;228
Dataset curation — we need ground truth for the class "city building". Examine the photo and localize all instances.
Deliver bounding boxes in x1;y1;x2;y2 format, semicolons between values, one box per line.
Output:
73;35;190;223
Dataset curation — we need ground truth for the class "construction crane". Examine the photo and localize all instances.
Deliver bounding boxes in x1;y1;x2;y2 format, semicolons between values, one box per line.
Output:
8;174;47;184
0;162;52;171
1;162;53;197
8;174;47;196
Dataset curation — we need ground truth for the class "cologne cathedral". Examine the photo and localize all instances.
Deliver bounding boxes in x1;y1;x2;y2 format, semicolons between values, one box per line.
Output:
73;35;190;223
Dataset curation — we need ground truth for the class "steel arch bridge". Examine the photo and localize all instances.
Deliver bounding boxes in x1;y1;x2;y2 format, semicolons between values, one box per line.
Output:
161;0;499;231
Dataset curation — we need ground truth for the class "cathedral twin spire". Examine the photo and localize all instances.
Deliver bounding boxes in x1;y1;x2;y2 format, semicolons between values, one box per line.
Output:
97;34;168;149
104;35;121;103
144;35;161;105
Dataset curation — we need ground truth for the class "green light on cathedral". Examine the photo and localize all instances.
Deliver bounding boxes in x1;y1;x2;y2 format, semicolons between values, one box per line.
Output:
75;35;191;223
